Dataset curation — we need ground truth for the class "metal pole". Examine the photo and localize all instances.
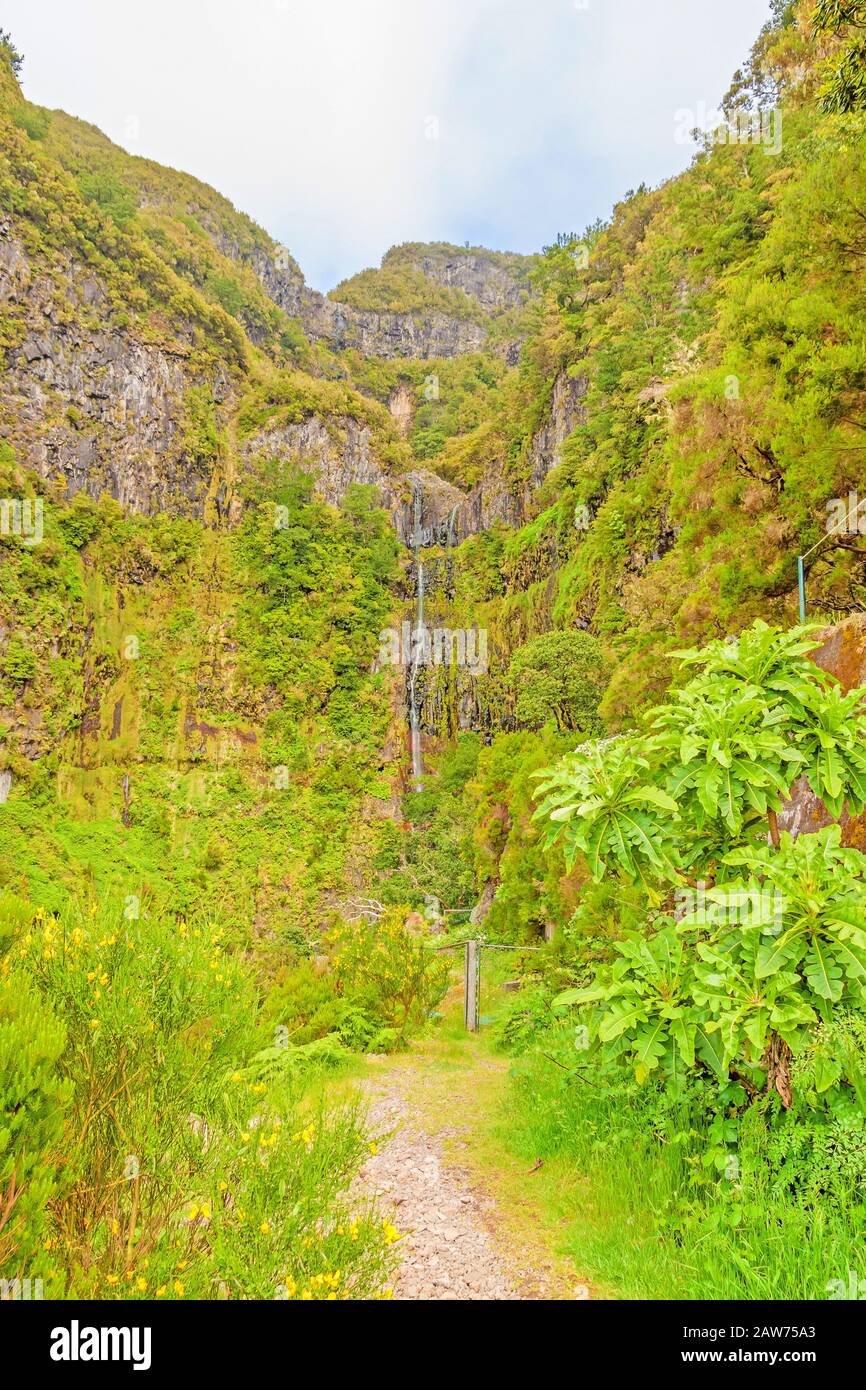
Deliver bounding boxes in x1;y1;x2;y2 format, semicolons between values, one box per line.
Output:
797;555;806;623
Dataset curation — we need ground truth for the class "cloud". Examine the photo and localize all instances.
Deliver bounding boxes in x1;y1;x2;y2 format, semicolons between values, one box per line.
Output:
4;0;774;288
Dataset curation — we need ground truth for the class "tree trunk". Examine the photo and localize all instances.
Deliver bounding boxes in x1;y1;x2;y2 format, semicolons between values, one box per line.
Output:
767;808;781;849
763;1032;792;1108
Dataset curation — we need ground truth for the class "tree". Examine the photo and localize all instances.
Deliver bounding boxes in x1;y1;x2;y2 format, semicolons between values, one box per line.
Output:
0;29;23;76
508;630;607;733
813;1;866;112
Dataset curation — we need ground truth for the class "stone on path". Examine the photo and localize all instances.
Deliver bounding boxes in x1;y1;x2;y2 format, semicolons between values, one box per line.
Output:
354;1080;562;1301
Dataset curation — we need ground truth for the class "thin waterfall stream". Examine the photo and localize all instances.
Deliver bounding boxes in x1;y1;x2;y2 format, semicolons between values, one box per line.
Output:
407;491;460;794
408;486;425;792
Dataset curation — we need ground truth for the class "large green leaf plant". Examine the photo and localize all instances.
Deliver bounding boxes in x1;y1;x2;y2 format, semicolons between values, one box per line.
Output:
536;622;866;1108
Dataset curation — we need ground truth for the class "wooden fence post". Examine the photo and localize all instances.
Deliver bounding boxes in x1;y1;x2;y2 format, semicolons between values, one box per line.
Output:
464;939;480;1032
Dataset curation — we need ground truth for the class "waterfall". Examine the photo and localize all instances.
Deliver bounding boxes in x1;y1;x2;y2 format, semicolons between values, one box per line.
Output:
408;486;425;792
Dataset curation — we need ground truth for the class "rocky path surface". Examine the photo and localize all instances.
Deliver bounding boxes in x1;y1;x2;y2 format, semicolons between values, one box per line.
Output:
354;1058;575;1301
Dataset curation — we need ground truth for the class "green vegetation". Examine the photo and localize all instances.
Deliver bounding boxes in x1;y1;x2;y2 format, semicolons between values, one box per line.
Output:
813;1;866;110
2;2;866;1304
486;623;866;1296
1;895;396;1299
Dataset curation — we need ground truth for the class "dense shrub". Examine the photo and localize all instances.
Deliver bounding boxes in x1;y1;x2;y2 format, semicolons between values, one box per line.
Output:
1;898;396;1300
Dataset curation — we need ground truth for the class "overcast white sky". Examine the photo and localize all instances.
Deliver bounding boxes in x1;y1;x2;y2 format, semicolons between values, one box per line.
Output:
4;0;773;290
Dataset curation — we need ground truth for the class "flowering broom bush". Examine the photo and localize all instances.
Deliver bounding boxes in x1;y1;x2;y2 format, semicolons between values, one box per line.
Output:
1;897;397;1300
326;909;449;1046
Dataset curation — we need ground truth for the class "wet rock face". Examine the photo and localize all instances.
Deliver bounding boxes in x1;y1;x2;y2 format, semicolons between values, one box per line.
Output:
392;469;465;546
778;616;866;850
0;233;228;515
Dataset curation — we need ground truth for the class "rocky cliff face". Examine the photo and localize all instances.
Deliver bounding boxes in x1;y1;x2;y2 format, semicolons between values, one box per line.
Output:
381;243;534;313
0;223;230;515
242;415;390;509
300;288;488;359
778;616;866;851
388;369;587;546
526;367;587;494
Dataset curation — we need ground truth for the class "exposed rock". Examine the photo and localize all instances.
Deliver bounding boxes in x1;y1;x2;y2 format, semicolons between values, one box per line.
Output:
392;469;465;546
778;616;866;851
469;878;499;926
382;244;533;313
525;367;587;495
0;236;230;515
301;289;488;359
388;383;415;436
0;768;12;804
242;414;391;509
457;471;524;537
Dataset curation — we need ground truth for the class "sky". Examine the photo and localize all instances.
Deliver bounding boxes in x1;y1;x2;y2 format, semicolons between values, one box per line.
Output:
4;0;774;290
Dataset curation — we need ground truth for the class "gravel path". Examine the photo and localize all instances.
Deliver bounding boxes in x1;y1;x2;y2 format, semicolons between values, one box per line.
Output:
355;1074;569;1301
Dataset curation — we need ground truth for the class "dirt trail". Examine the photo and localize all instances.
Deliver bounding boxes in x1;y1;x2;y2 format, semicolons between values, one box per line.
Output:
353;1044;581;1301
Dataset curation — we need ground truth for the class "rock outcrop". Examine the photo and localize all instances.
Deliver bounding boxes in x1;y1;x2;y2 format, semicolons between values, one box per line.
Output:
778;616;866;850
0;227;230;515
525;367;587;494
381;243;534;313
242;415;390;509
388;383;414;436
300;289;488;359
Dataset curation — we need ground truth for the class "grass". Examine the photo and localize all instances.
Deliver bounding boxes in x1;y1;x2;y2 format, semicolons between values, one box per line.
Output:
495;1050;866;1301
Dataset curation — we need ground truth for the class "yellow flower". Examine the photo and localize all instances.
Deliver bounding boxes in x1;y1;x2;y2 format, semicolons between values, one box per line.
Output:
136;1277;147;1292
90;1018;100;1030
382;1220;401;1246
259;1221;270;1235
106;1274;119;1286
187;1204;200;1221
156;1285;166;1298
369;1141;378;1155
87;971;96;982
111;1219;119;1235
173;1280;185;1296
241;1132;251;1144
